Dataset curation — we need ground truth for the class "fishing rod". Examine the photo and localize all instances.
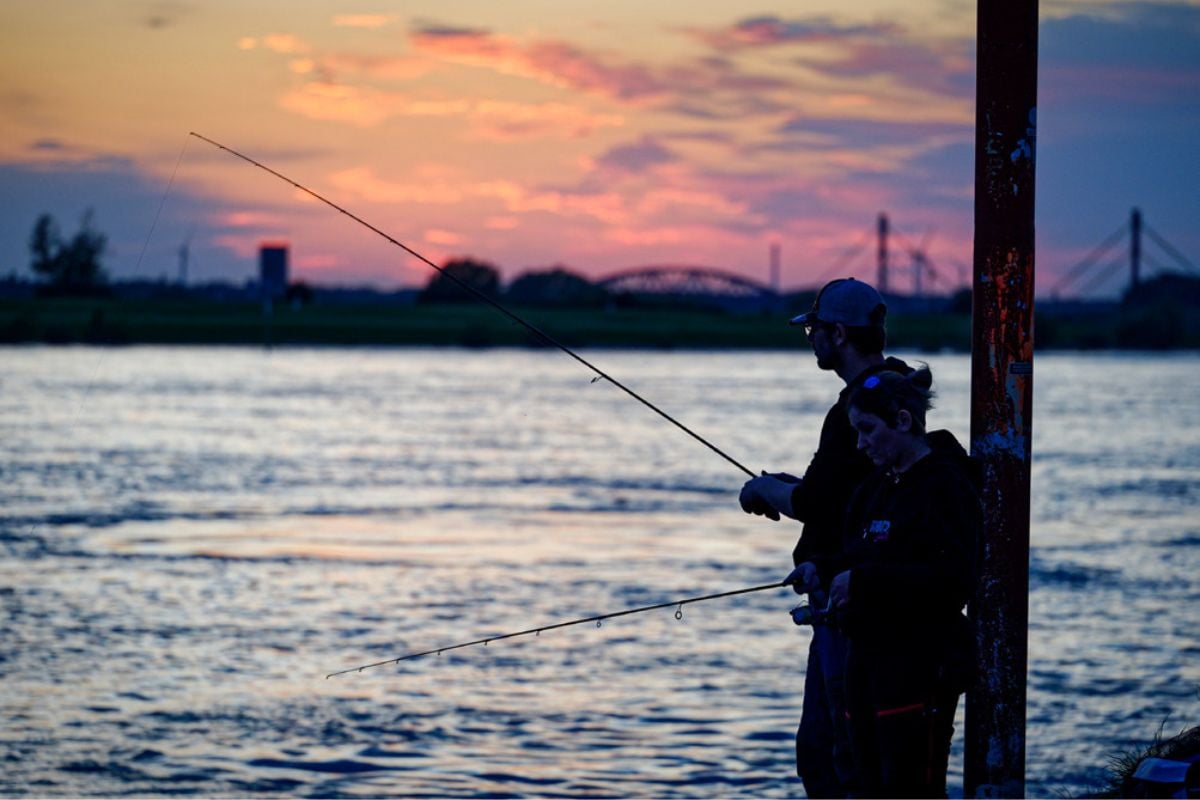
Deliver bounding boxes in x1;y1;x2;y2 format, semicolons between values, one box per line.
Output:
326;579;795;678
189;132;755;479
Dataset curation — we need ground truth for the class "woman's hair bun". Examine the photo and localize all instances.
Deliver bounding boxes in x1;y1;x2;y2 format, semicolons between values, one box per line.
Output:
908;365;934;391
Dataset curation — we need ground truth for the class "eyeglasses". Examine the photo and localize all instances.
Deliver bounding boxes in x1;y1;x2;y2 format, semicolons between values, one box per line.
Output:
863;375;881;389
803;320;833;340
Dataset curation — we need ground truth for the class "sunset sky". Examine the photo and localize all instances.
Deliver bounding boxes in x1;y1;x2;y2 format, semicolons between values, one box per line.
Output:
1;1;1196;297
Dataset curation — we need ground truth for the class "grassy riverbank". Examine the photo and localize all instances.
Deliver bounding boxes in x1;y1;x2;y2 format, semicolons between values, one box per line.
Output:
2;295;1194;350
0;296;974;350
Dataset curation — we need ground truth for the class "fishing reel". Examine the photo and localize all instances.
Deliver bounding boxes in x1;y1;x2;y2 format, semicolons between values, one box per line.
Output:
790;589;833;626
789;602;832;626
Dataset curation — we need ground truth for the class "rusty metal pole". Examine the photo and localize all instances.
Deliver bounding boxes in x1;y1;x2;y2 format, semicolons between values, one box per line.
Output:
965;0;1037;797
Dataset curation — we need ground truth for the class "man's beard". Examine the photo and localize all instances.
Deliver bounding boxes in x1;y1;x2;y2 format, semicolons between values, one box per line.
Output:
815;349;840;372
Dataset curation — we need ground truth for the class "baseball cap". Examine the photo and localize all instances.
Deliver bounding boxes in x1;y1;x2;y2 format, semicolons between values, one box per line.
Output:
789;278;886;327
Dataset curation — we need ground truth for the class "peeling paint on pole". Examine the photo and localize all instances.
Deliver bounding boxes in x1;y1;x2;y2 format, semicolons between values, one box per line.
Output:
965;0;1037;797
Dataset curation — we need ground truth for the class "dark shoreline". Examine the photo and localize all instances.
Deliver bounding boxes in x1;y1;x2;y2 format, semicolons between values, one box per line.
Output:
2;296;1196;350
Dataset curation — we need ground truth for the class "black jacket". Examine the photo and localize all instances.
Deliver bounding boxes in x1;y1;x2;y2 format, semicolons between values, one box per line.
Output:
820;429;981;696
789;357;912;568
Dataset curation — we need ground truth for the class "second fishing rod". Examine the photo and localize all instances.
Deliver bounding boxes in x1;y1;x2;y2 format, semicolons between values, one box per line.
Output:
190;132;755;479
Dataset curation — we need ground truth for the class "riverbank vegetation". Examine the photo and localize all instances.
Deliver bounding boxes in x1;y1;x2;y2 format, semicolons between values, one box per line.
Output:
2;293;1198;350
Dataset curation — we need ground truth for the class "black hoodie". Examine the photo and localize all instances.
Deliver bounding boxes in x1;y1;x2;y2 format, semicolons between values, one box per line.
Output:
817;429;981;693
789;356;913;567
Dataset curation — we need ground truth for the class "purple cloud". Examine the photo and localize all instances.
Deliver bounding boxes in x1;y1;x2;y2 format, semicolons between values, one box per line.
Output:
775;115;971;150
1041;1;1200;108
594;137;678;172
685;15;896;49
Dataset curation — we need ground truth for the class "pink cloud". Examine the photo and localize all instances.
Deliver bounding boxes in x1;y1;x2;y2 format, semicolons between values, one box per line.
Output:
424;228;463;246
317;52;433;81
605;226;688;246
220;210;286;228
475;180;628;224
485;216;520;230
296;253;343;270
465;100;624;140
411;26;668;100
328;166;466;205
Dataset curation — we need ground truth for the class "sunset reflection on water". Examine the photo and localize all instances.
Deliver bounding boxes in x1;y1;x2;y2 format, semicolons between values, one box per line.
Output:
2;346;1198;797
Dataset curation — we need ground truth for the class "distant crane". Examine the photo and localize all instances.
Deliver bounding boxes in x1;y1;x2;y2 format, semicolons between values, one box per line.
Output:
813;214;955;297
896;227;939;297
177;226;195;285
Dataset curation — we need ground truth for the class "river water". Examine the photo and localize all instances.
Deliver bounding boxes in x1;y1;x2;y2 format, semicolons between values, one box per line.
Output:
1;346;1197;798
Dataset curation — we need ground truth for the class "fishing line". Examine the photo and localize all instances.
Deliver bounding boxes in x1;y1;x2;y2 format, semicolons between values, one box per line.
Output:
326;579;790;678
189;132;755;479
136;136;191;274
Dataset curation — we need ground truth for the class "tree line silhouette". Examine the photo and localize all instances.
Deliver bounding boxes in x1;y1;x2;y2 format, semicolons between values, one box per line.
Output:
28;211;109;296
418;258;610;308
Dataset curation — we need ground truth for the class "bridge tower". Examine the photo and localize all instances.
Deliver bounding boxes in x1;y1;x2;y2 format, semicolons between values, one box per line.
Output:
876;212;889;293
1130;207;1142;289
769;242;781;292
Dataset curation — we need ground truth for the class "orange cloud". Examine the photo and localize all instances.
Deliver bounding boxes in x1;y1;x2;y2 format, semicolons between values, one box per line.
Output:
262;33;311;55
278;82;418;127
278;80;620;139
331;14;397;29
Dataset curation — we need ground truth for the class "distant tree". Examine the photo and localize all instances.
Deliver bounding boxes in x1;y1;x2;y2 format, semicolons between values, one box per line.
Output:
947;287;973;314
285;281;315;306
1123;274;1200;309
1118;274;1200;348
418;258;501;304
28;210;109;294
29;215;60;276
505;266;609;307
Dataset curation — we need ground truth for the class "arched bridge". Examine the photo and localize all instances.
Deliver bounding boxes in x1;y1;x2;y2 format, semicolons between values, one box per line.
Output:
597;265;780;311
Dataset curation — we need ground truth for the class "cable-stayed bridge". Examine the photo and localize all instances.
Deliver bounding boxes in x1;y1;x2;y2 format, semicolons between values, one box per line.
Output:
595;209;1195;311
1051;208;1198;299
